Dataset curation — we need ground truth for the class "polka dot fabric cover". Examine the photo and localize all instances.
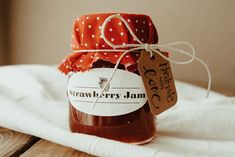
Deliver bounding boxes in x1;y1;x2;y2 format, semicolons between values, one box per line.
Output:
58;13;158;75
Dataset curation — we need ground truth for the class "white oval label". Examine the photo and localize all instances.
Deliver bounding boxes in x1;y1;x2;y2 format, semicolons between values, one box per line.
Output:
67;68;147;116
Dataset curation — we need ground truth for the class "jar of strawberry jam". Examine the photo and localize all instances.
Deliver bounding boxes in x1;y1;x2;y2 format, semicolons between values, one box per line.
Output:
58;13;159;144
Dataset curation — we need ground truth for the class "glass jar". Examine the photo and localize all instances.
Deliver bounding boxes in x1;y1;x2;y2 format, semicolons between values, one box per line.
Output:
58;13;159;144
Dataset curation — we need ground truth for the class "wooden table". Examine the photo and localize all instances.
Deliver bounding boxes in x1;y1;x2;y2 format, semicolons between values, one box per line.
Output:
0;127;94;157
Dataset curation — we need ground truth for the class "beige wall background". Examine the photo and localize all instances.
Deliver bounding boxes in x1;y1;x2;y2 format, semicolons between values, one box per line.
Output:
2;0;235;95
0;0;8;65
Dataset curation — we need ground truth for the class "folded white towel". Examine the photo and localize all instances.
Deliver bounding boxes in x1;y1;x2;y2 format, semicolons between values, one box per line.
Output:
0;65;234;157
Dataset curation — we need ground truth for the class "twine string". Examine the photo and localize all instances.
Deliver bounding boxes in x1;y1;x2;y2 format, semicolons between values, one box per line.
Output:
72;14;211;108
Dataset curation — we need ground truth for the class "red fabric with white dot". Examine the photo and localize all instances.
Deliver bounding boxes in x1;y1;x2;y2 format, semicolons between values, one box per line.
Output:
58;13;158;75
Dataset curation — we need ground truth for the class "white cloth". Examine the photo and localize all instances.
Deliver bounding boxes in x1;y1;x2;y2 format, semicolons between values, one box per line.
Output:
0;65;234;157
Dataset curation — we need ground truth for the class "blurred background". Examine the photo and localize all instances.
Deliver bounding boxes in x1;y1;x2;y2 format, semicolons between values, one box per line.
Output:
0;0;234;95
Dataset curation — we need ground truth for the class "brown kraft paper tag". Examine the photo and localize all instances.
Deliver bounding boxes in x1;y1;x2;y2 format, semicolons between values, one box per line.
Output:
137;50;177;115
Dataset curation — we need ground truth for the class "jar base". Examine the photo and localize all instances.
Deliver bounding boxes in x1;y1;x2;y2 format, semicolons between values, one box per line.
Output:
69;104;157;145
129;134;156;145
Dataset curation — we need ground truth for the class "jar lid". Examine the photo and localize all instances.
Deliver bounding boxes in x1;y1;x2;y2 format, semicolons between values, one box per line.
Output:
58;13;158;74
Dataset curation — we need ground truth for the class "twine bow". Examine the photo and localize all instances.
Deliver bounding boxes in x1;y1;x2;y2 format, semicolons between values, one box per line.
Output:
73;14;211;108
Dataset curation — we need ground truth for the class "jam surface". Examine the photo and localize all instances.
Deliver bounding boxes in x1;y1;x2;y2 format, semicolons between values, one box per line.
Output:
69;60;156;144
